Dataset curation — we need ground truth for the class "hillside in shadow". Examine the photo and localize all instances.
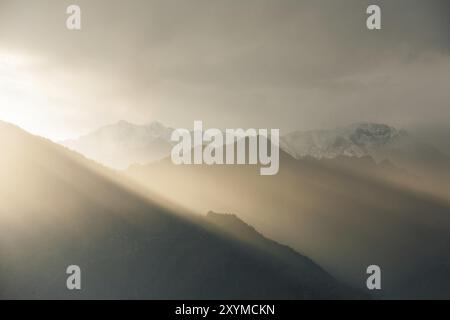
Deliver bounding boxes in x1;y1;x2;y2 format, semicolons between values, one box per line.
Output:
0;121;359;299
128;144;450;299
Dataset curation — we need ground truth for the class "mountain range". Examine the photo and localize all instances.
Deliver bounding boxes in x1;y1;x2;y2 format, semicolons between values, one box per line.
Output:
280;122;450;198
127;140;450;299
281;123;405;159
61;120;175;170
53;119;450;298
61;121;450;173
0;120;359;299
61;120;450;199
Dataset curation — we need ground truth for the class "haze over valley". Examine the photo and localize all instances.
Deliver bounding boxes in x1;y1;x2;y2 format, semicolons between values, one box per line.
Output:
1;0;449;300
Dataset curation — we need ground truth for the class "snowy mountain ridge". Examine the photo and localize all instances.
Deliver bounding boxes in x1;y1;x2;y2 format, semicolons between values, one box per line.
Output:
280;122;408;160
61;120;175;169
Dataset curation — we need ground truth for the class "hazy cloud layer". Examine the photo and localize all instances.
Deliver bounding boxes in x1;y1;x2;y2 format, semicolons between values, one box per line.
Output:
0;0;449;139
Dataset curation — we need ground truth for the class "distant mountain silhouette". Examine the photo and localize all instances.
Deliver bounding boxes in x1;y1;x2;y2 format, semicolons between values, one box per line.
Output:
128;144;450;299
281;123;405;158
0;121;359;299
60;120;174;169
281;122;450;198
61;121;450;198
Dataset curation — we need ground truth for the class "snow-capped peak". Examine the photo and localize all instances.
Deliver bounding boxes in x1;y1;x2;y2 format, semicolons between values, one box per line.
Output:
60;120;175;169
280;122;406;160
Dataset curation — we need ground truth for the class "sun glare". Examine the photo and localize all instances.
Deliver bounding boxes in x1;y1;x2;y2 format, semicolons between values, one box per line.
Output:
0;51;55;139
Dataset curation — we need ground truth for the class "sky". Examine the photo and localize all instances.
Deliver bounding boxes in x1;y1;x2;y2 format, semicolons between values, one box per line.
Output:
0;0;449;140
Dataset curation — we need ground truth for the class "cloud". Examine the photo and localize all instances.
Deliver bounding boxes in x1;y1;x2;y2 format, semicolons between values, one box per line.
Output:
0;0;449;139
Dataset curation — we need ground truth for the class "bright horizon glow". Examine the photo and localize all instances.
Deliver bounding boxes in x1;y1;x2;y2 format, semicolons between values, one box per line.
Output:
0;50;62;140
0;49;163;142
0;50;107;142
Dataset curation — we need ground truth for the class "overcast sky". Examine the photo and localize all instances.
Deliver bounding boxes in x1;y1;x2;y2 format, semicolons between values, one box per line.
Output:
0;0;449;140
